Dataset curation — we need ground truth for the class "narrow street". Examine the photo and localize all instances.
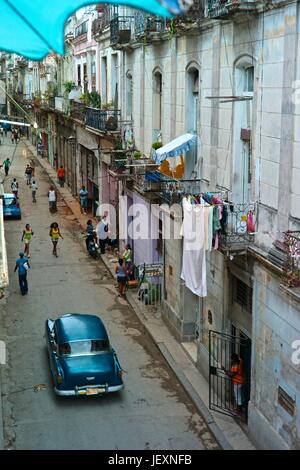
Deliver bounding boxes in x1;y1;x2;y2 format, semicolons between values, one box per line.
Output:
0;136;219;450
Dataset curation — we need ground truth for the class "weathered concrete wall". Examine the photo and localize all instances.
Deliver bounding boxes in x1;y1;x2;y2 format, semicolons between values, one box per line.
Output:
250;262;300;449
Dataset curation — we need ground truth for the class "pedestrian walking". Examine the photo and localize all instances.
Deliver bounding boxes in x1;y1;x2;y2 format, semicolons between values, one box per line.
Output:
13;129;18;144
21;223;34;258
79;185;88;214
57;165;65;187
49;222;63;257
96;212;109;254
48;186;57;212
85;219;95;251
11;127;14;144
14;252;30;296
115;258;128;297
29;158;35;176
11;178;19;198
31;180;38;203
25;164;33;185
1;158;11;176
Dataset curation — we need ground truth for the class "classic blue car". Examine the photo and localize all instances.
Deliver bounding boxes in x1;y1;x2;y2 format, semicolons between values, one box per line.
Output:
45;313;124;396
3;193;21;219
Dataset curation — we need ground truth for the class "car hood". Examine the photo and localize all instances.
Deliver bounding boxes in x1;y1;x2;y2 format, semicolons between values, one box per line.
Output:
59;352;122;389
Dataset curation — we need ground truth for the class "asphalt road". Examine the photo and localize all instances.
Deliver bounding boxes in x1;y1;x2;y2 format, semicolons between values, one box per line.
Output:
0;136;219;450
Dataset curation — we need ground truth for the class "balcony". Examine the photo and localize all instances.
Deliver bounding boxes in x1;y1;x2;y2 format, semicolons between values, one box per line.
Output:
110;16;133;46
70;101;121;133
108;151;132;179
174;0;205;24
54;96;70;115
40;96;56;110
207;0;259;19
282;231;300;288
134;12;168;40
220;202;257;252
92;6;113;36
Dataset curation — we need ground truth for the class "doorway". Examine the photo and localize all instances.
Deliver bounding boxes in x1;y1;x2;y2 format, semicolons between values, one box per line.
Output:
209;329;251;422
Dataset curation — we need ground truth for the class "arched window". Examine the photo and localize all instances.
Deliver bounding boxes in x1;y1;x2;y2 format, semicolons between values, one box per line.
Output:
126;70;133;118
233;56;256;203
186;64;200;178
153;69;162;141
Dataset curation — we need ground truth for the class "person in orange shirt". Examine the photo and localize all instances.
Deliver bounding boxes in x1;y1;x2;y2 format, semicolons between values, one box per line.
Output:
57;165;65;187
223;353;245;414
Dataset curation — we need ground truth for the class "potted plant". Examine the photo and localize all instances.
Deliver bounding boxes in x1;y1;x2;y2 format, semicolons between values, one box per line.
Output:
63;81;76;95
133;150;142;160
89;91;101;109
102;100;116;111
80;92;91;106
152;141;163;151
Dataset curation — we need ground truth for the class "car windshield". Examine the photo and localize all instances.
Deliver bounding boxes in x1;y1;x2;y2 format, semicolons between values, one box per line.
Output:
59;339;110;357
4;197;17;206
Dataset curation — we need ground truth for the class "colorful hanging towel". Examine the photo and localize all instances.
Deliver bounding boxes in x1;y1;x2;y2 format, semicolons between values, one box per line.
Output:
247;210;255;233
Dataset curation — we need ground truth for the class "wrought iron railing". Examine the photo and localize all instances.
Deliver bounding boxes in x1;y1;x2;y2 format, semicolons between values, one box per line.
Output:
207;0;259;19
220;202;256;248
282;231;300;288
70;100;86;122
54;96;70;115
134;12;168;38
175;0;205;22
110;16;133;45
92;5;114;35
86;108;121;132
70;102;121;132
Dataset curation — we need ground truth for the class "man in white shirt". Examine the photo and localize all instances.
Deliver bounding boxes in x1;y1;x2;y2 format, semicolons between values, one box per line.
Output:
11;178;19;197
48;186;57;212
31;180;38;203
96;213;109;254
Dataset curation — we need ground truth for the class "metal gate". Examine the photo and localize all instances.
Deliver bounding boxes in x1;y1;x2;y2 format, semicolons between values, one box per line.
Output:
209;330;251;421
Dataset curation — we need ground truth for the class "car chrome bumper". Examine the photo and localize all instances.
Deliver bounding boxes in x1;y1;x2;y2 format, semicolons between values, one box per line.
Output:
54;384;124;396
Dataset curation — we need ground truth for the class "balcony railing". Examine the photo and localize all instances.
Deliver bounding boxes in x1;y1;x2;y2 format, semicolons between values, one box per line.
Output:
282;231;300;288
92;6;114;35
220;202;257;250
207;0;259;19
134;12;168;38
70;101;121;133
175;0;205;22
54;96;70;114
110;16;133;45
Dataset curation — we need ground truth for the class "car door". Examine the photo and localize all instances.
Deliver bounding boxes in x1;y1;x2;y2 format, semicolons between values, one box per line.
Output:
47;322;61;380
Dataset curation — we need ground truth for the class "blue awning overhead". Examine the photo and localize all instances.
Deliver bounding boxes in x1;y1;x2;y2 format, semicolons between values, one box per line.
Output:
155;133;197;164
0;1;191;60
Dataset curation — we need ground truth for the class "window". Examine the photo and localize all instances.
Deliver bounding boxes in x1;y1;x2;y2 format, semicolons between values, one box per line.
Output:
278;386;295;416
59;339;110;357
77;64;81;87
244;66;254;93
91;61;96;91
232;277;253;314
126;70;133;117
153;69;162;134
4;197;17;206
75;21;88;37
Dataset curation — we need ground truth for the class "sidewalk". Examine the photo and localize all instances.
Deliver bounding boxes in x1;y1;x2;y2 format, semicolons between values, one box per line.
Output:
26;142;256;451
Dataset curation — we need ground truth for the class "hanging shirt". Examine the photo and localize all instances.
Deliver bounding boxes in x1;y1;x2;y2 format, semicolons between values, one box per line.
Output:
180;198;207;297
